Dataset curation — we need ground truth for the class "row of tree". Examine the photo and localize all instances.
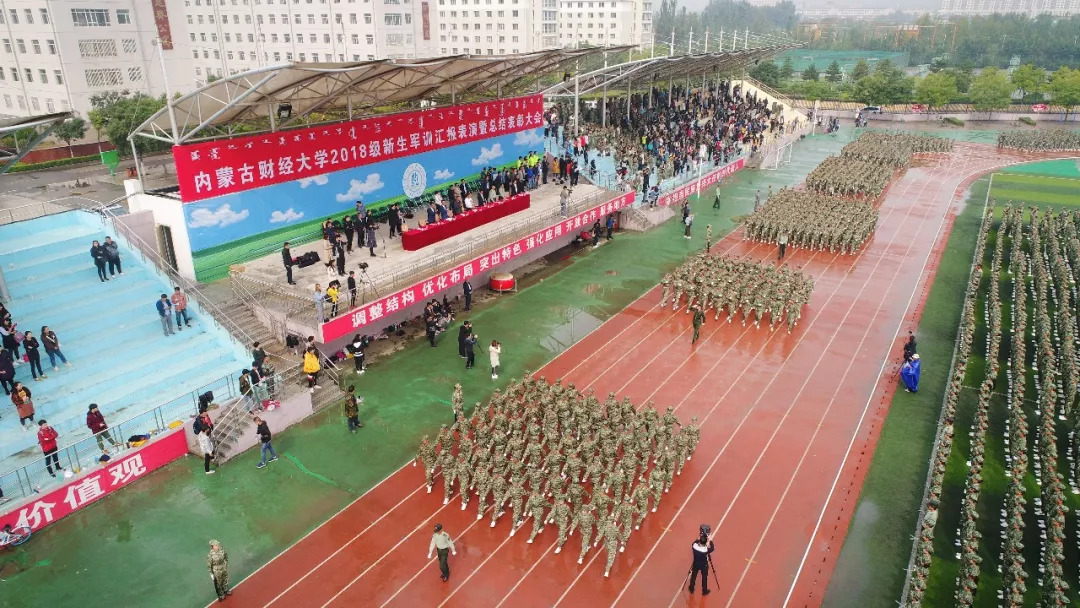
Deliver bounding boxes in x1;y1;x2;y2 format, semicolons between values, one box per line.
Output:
808;14;1080;71
750;58;1080;117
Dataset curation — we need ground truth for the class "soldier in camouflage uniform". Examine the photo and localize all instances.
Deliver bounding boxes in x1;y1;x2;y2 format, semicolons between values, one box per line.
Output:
456;457;473;510
601;519;622;577
631;478;650;529
414;435;437;493
572;502;598;564
207;539;231;601
525;489;549;544
507;476;527;536
551;496;573;554
474;465;493;520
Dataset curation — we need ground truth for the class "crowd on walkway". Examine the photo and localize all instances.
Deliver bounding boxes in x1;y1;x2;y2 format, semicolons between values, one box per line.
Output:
661;253;814;332
997;129;1080;151
548;81;784;193
414;377;699;578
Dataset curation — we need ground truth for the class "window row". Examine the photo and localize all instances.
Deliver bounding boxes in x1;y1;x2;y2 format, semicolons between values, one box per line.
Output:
188;11;398;25
84;67;142;87
2;39;57;55
2;95;69;113
440;35;520;42
1;67;65;86
439;9;519;16
441;23;520;30
71;8;132;28
0;8;51;26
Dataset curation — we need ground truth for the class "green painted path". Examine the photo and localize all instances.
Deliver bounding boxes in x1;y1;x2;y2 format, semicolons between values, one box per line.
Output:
1;132;855;608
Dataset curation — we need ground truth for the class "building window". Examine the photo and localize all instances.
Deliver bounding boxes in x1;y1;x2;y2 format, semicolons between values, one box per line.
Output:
24;9;34;24
365;34;374;44
46;98;55;113
2;39;10;53
128;67;142;82
384;13;403;25
286;52;293;60
273;52;281;61
71;8;111;27
239;51;246;60
38;69;47;83
351;33;359;44
123;39;137;53
54;69;63;85
350;13;358;23
85;68;124;87
47;40;56;54
299;52;306;61
297;33;304;43
8;9;17;24
322;33;330;43
116;9;131;24
386;33;404;45
78;39;118;58
9;67;17;81
24;68;33;82
31;97;40;111
2;95;9;108
16;39;25;53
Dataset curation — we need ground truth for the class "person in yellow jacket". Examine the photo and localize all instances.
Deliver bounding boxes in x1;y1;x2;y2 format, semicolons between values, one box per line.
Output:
326;282;340;318
303;347;322;393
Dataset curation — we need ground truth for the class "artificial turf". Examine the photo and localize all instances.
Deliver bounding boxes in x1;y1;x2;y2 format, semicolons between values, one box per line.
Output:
824;176;987;607
828;165;1080;608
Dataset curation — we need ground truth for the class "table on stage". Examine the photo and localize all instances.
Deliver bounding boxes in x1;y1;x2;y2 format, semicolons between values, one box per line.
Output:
401;193;531;251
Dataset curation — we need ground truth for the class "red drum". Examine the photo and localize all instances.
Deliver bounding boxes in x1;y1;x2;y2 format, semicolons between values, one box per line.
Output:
489;273;516;292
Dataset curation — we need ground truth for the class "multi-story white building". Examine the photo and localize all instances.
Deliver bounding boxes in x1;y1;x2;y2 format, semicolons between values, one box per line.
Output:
557;0;650;49
435;0;649;56
183;0;438;86
939;0;1080;16
0;0;194;118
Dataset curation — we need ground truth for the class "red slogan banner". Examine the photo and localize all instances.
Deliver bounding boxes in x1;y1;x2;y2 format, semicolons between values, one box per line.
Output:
150;0;174;49
173;95;544;203
321;190;637;342
657;157;746;208
0;429;188;533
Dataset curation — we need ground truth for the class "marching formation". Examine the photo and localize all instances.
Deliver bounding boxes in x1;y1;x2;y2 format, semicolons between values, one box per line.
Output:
806;131;953;198
660;252;814;332
804;156;895;198
839;131;954;168
997;129;1080;151
414;378;699;577
744;188;878;255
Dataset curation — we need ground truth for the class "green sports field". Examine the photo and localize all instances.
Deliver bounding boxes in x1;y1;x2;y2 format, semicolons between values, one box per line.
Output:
827;160;1080;608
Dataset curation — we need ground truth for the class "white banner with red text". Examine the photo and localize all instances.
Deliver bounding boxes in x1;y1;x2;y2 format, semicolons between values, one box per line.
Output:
321;190;637;342
0;429;188;533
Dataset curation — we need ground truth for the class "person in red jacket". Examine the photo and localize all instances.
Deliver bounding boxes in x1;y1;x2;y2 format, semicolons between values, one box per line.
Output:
37;420;62;477
86;403;119;452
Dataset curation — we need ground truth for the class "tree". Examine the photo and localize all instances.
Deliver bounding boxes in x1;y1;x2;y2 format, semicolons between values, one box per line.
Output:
86;91;169;154
851;58;871;81
780;56;795;80
915;72;958;117
825;60;843;83
851;74;889;107
800;80;832;101
750;60;781;88
1049;66;1080;121
801;63;819;82
969;67;1013;119
53;118;87;156
1011;64;1046;102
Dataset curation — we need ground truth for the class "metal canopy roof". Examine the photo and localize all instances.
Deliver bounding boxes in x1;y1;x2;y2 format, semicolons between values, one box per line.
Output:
132;48;630;146
542;44;799;98
1;112;72;175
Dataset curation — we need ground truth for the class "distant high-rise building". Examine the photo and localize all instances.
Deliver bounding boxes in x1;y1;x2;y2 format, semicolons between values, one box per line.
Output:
0;0;194;119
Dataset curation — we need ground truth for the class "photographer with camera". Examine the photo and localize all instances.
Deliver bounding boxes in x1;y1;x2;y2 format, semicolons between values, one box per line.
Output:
688;524;716;595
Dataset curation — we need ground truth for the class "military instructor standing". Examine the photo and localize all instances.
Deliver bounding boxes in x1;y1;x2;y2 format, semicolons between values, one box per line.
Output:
208;539;231;601
428;523;458;582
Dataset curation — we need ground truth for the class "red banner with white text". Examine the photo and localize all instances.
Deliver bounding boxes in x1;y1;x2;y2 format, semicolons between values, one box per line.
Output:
321;190;637;342
657;157;745;208
0;429;188;534
172;94;545;203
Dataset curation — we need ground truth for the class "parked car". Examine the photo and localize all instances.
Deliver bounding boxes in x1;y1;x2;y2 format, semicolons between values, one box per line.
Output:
861;106;882;114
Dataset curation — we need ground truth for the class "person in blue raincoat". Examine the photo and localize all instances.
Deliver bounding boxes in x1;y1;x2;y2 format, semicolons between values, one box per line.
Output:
901;353;921;393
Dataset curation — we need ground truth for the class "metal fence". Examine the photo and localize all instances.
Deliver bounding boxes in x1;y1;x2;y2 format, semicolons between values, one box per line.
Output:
0;371;239;502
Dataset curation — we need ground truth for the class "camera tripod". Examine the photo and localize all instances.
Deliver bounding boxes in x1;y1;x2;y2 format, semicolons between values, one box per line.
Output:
683;552;720;595
356;266;380;303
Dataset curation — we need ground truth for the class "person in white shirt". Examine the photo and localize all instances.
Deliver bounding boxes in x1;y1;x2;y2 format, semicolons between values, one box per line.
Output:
427;523;457;582
198;428;216;475
489;340;502;380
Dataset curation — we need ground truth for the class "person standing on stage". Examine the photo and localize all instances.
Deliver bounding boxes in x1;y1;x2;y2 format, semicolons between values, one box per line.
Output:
282;242;296;285
427;523;457;582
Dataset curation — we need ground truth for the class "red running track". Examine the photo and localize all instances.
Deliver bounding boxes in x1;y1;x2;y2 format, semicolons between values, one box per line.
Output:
220;144;1077;608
